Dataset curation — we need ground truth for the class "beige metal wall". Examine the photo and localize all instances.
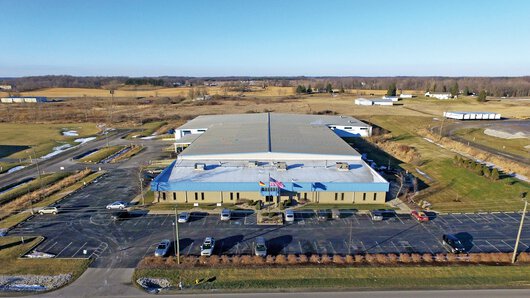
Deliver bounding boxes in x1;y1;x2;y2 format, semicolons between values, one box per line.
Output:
155;190;386;204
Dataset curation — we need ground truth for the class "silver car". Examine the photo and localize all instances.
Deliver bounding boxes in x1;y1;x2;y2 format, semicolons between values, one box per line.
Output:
200;237;216;256
254;237;267;257
220;209;231;221
154;239;171;257
106;201;127;210
38;207;58;215
284;209;295;223
178;212;190;223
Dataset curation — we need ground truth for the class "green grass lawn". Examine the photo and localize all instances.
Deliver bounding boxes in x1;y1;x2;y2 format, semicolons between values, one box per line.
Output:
419;158;530;212
135;265;530;291
78;145;125;163
0;236;90;277
0;161;27;174
125;121;167;139
0;123;100;159
454;128;530;159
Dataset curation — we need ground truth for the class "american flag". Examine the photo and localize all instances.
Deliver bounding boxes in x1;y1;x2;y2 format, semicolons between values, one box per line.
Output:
269;177;285;188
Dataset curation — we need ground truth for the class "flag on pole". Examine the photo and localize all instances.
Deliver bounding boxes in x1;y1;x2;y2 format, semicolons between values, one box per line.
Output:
258;181;266;187
269;177;285;188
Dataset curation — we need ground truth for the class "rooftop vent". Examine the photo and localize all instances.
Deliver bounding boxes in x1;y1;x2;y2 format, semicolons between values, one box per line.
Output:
248;161;258;168
194;163;206;171
336;162;349;171
275;162;287;171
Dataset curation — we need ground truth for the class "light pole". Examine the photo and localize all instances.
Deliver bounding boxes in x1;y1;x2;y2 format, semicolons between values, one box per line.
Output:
174;208;180;264
512;199;528;263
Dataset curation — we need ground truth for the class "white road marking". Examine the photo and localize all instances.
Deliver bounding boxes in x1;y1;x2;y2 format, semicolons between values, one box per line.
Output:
450;214;463;224
186;242;194;256
360;240;367;253
501;240;514;250
390;241;400;253
463;214;477;224
55;242;73;258
395;215;405;225
160;215;169;226
72;242;88;257
421;241;434;254
502;213;519;222
298;241;304;254
328;241;337;255
313;241;319;254
484;240;501;252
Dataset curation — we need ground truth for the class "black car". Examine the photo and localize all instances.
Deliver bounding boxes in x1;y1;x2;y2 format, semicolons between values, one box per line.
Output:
111;210;130;221
442;234;466;253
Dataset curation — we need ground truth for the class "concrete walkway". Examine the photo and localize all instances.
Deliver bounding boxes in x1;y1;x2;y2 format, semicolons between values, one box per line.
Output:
40;268;143;298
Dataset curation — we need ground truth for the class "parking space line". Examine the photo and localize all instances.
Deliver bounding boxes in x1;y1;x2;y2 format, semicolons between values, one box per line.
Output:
55;242;73;258
502;213;519;222
375;241;383;253
186;242;194;256
133;218;141;226
313;241;319;254
298;241;304;255
360;241;367;253
395;216;405;225
501;240;514;250
160;215;169;226
40;240;57;251
450;214;463;224
328;241;336;255
72;242;88;257
471;241;483;252
484;240;501;252
421;241;434;254
463;214;477;224
489;213;506;223
390;241;400;253
142;243;158;258
146;217;156;226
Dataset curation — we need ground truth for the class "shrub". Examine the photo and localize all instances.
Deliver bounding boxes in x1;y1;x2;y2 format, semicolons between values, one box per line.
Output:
220;255;230;265
321;254;331;264
469;253;481;263
387;254;398;264
345;255;355;264
231;255;241;265
365;254;376;264
299;254;308;264
399;253;411;263
165;256;177;267
374;254;389;264
275;255;287;265
182;256;197;266
422;253;433;263
252;255;265;265
491;168;500;180
517;252;530;263
478;253;493;263
287;254;298;264
309;254;320;264
411;253;422;263
354;254;365;263
198;256;208;264
240;255;252;265
446;253;458;262
492;252;511;263
265;255;275;264
435;253;446;263
208;256;220;266
333;255;344;264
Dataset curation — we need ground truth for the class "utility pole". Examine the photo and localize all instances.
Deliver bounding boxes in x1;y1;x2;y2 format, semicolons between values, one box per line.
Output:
138;165;145;206
174;208;180;264
512;199;528;263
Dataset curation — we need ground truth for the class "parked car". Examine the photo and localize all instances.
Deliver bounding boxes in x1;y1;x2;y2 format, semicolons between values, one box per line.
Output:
106;201;127;210
370;210;384;221
200;237;216;256
317;209;330;221
254;237;267;257
220;209;231;221
38;207;58;215
331;209;341;219
111;210;130;221
411;210;429;222
284;209;295;223
442;234;466;253
178;212;190;223
154;239;171;257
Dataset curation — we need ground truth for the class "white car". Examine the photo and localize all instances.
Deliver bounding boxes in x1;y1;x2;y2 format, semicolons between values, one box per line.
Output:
284;209;295;223
220;209;231;221
106;201;127;210
178;212;190;223
200;237;216;256
38;207;58;215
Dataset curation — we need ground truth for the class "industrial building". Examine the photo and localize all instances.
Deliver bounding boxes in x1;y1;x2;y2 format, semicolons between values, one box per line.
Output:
152;113;388;206
0;96;47;103
354;98;393;106
443;111;501;120
425;92;453;100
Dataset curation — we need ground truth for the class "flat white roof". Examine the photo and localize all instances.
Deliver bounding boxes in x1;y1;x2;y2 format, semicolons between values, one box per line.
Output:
177;113;368;160
167;159;386;184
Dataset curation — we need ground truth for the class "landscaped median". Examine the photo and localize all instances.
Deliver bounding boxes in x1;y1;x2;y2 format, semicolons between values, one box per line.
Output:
78;145;143;163
0;170;105;229
134;253;530;293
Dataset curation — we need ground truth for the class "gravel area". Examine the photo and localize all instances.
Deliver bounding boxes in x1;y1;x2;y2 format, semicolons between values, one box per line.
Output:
0;274;72;292
137;277;171;290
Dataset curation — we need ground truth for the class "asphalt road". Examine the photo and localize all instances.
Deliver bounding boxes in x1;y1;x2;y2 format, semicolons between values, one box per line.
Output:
436;119;530;166
7;168;530;269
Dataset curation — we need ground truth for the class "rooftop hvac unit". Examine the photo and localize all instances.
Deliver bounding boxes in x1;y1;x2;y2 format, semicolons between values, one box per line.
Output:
248;161;258;168
194;163;206;171
275;162;287;171
336;162;349;171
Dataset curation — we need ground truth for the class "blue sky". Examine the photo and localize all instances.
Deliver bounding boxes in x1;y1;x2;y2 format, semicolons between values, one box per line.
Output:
1;0;529;77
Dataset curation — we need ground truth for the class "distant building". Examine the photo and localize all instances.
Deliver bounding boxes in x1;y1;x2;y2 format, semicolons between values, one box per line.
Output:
425;92;453;100
0;85;12;91
1;96;47;103
399;93;414;99
354;98;393;106
443;111;501;120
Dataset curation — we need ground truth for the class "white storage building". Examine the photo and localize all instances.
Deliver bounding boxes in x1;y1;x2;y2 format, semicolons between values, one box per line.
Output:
425;92;453;100
354;98;393;106
443;111;501;120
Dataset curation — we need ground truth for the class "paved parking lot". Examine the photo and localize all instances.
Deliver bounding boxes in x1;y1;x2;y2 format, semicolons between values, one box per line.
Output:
7;169;530;268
